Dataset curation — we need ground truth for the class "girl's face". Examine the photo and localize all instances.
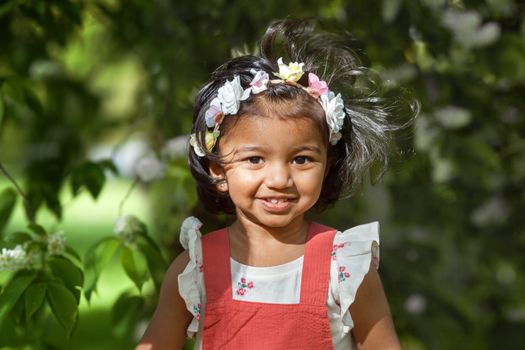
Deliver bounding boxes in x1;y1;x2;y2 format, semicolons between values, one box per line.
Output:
211;115;328;230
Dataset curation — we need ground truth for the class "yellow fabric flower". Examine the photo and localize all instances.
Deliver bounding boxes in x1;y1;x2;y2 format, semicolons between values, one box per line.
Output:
275;57;304;82
190;129;220;157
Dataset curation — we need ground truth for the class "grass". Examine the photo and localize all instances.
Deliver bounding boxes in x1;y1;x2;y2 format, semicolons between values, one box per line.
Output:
1;178;152;349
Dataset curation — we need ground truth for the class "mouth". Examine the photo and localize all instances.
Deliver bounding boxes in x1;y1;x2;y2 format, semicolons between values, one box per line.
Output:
258;197;295;211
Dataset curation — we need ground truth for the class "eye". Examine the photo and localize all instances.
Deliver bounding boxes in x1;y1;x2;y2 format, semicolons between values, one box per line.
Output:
247;156;263;164
293;156;311;165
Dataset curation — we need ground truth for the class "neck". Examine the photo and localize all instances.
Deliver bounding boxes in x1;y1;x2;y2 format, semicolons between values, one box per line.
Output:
231;214;309;245
228;213;310;266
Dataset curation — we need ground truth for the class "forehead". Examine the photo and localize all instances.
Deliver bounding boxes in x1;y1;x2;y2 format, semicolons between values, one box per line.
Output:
219;116;327;153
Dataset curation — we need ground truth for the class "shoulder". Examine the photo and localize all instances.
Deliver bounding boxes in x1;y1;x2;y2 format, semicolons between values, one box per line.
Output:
328;221;381;327
167;250;190;280
136;249;192;348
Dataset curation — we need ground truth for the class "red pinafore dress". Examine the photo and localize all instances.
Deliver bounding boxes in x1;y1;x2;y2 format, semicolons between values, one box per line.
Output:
201;223;336;349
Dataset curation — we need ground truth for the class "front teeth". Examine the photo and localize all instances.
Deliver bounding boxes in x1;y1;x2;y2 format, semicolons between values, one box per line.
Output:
269;198;286;204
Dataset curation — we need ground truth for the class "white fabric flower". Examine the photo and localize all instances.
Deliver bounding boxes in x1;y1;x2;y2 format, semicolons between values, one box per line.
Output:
189;134;205;157
320;92;346;145
275;57;304;82
217;76;244;115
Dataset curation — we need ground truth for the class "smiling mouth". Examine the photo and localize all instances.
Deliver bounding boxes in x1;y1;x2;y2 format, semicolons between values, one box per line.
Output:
268;198;287;204
259;197;295;211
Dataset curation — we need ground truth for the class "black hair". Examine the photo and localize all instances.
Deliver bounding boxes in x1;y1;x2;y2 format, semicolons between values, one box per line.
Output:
189;18;418;214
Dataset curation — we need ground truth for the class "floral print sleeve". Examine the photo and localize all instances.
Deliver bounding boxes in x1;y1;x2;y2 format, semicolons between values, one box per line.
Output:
331;222;380;333
177;216;205;337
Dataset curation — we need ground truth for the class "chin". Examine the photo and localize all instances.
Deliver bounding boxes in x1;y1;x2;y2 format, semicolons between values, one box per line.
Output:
253;213;303;229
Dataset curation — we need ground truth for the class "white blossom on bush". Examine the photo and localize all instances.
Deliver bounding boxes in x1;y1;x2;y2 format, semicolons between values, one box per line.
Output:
114;215;143;246
162;135;189;160
135;155;165;182
0;245;32;271
47;230;66;255
404;293;427;315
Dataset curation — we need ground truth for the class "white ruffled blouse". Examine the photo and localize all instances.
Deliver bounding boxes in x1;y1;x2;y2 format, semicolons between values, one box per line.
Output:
178;217;380;350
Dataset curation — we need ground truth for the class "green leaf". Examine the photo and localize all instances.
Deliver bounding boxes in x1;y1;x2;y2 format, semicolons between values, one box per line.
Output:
382;0;401;23
24;283;46;320
0;271;37;328
48;256;84;302
111;292;144;338
83;237;120;301
27;223;47;237
2;79;25;105
47;283;79;338
23;86;43;115
99;159;119;175
0;93;4;124
120;246;148;291
0;187;17;234
136;239;166;291
85;163;105;199
71;162;106;199
6;231;33;245
0;1;18;17
62;245;83;269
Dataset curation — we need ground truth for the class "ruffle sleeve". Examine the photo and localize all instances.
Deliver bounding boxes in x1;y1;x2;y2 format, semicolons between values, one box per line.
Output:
177;216;204;337
333;221;380;333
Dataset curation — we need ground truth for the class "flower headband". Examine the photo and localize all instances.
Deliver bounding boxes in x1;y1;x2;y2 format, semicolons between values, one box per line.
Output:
190;58;346;156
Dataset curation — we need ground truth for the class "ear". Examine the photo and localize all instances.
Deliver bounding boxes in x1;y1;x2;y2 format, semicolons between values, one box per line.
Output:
209;161;228;193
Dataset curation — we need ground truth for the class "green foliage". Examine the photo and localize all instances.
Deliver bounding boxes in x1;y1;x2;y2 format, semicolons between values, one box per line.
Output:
47;282;78;337
111;290;144;338
0;187;17;234
83;236;120;302
84;215;167;301
0;271;37;328
71;160;114;200
0;224;83;339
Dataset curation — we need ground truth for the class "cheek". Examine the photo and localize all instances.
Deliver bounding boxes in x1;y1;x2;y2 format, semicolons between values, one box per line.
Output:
298;169;326;197
224;168;261;194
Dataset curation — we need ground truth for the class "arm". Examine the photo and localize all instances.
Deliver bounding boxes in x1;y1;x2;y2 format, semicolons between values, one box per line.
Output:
350;267;401;350
136;251;193;350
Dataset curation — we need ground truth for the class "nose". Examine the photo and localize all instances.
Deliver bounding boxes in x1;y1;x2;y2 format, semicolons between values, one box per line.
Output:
265;162;293;189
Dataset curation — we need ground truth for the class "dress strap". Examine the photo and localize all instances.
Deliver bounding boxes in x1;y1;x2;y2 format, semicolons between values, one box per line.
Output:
201;228;232;303
300;222;337;306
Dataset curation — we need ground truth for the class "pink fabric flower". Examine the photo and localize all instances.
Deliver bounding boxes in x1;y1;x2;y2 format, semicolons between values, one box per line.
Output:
247;281;254;289
205;98;222;128
249;70;269;94
241;70;269;100
338;266;351;282
307;73;328;97
240;277;246;284
236;288;246;296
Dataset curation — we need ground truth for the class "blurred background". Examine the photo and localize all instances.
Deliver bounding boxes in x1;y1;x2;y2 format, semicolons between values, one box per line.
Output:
0;0;524;349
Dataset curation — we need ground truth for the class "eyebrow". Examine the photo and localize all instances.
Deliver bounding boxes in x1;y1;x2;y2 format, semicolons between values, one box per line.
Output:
235;145;265;153
235;145;323;154
291;145;323;154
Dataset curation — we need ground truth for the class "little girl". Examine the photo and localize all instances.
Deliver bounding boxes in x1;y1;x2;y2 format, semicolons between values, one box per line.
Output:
138;19;409;350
